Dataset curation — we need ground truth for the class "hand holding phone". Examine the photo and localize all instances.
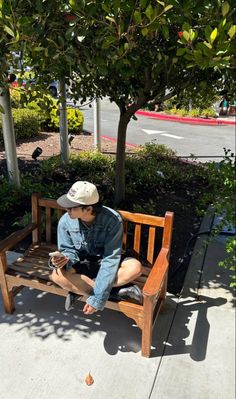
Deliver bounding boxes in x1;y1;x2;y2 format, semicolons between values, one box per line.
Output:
49;251;68;270
49;251;65;258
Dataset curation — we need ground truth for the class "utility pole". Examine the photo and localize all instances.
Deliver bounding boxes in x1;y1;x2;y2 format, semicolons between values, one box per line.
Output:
93;98;101;151
0;84;20;187
59;77;69;164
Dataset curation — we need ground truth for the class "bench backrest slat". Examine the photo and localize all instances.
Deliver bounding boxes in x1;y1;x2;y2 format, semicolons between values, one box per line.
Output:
147;226;156;264
45;207;52;243
122;220;128;250
133;224;141;255
31;193;174;267
119;210;173;266
162;212;174;255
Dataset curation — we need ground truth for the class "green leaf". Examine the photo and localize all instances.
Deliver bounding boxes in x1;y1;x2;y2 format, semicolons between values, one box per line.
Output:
157;0;165;6
134;10;142;24
0;104;5;114
189;29;196;41
106;16;116;24
222;2;230;17
162;25;169;39
58;36;65;47
33;47;45;51
163;4;173;12
182;22;191;31
203;41;212;49
140;0;148;9
145;4;153;20
4;25;15;37
102;36;117;49
65;26;75;40
52;53;60;60
210;28;218;43
141;27;148;36
228;25;236;39
182;31;190;41
113;0;121;15
205;25;212;40
102;4;110;13
222;18;227;27
69;0;79;11
176;48;186;56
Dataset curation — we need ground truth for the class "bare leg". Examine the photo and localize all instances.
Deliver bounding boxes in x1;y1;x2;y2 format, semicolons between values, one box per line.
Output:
51;268;93;295
113;258;143;287
51;257;142;294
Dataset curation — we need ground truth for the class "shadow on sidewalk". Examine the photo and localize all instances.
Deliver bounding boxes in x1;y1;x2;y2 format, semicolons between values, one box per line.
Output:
0;288;228;361
153;294;227;362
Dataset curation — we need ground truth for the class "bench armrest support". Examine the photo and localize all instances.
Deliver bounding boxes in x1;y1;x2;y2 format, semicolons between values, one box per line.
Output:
142;248;169;297
0;223;37;254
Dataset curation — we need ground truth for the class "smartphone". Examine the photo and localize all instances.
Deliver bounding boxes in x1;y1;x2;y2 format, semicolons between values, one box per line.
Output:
49;251;65;258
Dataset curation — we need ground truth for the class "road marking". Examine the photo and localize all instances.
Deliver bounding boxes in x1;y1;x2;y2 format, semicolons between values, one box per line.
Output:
142;129;167;134
160;133;184;139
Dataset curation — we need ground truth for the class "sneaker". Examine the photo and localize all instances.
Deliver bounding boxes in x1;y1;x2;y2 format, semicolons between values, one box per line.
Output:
110;284;143;304
65;292;77;311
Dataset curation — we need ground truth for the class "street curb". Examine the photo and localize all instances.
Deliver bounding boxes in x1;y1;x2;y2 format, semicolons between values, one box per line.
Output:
101;134;139;148
136;110;236;126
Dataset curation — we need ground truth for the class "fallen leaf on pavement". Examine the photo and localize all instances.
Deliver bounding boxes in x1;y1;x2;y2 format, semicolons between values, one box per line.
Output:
85;372;94;386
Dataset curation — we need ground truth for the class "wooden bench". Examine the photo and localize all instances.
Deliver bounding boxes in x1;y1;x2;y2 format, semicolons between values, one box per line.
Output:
0;193;174;357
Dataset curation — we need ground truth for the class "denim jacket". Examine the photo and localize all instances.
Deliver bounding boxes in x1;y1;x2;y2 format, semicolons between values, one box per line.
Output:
57;206;123;310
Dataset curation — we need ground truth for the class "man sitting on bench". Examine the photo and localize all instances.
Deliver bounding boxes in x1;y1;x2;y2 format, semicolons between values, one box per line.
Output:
49;181;143;315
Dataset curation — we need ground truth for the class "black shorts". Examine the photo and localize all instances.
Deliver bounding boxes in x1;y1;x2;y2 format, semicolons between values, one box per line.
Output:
72;251;134;280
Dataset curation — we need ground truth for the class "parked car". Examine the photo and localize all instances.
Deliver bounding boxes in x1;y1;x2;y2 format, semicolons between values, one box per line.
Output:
10;76;58;98
48;81;58;98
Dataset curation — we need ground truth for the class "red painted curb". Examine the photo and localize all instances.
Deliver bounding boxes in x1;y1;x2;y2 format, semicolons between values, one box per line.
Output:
136;110;236;126
101;135;138;148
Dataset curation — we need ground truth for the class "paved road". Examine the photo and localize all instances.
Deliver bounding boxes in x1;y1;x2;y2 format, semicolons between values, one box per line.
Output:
77;98;235;162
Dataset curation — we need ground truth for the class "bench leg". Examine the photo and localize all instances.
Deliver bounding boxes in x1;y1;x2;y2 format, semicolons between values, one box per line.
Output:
141;297;154;357
160;274;167;300
0;284;15;313
0;255;15;313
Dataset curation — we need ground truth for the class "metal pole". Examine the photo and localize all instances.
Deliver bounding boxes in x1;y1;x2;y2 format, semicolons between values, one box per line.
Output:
93;98;101;151
0;87;20;187
59;77;69;164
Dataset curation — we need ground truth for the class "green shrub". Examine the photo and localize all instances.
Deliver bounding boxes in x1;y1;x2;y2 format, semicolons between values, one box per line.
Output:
13;108;43;138
49;107;84;133
0;109;42;141
176;108;188;116
200;108;217;118
188;108;200;117
10;88;22;108
168;107;178;115
163;108;172;114
0;143;209;216
202;149;236;286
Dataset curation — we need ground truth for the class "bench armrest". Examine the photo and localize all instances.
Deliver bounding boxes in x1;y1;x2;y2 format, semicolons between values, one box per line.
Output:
0;223;37;254
142;248;169;297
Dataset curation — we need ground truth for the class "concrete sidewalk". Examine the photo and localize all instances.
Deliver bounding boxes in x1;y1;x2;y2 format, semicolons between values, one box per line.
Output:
0;213;235;399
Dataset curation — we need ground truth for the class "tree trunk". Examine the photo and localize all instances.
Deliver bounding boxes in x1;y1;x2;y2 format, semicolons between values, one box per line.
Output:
59;78;69;165
93;98;101;151
0;86;20;187
114;112;130;206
